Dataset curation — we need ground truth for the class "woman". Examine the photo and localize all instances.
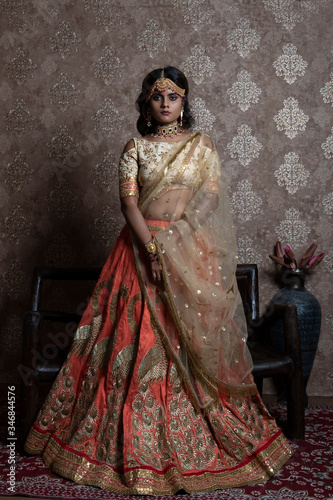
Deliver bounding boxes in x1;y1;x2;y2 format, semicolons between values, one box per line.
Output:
25;67;292;495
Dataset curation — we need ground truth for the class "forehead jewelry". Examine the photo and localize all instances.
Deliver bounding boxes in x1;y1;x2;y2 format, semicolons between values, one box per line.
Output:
146;70;185;102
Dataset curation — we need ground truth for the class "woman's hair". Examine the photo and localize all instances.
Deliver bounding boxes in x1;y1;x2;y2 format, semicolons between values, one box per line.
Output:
136;66;194;136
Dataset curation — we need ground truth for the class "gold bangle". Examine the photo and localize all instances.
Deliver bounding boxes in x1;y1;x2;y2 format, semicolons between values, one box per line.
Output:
145;240;157;254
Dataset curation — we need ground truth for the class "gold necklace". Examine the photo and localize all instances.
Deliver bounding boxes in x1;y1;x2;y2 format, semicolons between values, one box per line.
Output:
150;121;183;139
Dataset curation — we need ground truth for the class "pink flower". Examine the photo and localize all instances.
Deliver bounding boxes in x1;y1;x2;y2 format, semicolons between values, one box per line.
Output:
269;241;324;271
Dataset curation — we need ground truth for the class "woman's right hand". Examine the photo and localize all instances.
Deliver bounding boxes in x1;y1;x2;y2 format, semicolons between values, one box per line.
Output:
149;255;163;282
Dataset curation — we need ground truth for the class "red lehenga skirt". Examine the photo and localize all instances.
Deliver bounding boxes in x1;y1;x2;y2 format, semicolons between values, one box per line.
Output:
25;220;292;495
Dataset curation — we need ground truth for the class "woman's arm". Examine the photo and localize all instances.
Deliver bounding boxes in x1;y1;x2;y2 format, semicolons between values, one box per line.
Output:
120;139;162;282
120;196;151;248
121;196;162;282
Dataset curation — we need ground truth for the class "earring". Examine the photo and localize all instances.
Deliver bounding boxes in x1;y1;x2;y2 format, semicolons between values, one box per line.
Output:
180;107;184;127
147;111;152;128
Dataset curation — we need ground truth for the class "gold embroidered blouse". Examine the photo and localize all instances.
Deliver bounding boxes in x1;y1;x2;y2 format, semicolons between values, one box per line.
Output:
118;136;220;200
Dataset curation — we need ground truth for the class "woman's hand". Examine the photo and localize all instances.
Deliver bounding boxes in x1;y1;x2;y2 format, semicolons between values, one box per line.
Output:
149;254;163;282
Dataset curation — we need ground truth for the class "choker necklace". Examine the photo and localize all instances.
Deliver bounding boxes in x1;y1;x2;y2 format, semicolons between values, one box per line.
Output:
150;121;183;139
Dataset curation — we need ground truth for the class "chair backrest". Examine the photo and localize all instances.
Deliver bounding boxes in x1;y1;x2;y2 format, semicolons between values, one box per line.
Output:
27;264;259;360
31;267;102;312
25;267;102;365
235;264;259;327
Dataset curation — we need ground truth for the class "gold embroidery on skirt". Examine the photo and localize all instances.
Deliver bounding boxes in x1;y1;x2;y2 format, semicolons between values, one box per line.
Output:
74;324;91;340
131;383;170;469
137;343;167;383
71;315;103;358
92;279;113;316
90;337;114;370
110;344;135;382
36;361;76;432
120;284;129;298
167;364;219;471
25;426;292;494
110;290;120;324
96;384;126;467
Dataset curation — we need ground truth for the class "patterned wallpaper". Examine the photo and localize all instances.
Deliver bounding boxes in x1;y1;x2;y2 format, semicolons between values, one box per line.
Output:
0;0;332;396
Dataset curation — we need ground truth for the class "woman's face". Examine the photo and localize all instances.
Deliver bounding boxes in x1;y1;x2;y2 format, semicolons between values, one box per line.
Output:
149;88;183;126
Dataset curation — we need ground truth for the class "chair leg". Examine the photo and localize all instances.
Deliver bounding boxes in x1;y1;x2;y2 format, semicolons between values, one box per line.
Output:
19;377;39;449
254;376;263;396
18;312;42;449
286;373;305;440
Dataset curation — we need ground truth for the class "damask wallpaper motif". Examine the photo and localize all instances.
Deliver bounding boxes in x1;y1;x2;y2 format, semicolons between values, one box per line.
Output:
0;0;332;396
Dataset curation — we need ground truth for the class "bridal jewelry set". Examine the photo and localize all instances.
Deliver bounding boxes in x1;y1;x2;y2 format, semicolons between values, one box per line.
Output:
147;70;185;139
150;121;183;139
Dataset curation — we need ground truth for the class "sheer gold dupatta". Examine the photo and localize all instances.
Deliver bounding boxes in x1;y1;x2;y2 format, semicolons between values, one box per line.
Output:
132;133;256;410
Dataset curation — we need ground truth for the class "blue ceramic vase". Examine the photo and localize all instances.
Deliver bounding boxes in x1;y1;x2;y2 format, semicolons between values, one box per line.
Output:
270;269;322;406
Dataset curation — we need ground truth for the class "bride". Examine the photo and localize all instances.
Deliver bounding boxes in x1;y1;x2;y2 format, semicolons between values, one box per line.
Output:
24;66;292;495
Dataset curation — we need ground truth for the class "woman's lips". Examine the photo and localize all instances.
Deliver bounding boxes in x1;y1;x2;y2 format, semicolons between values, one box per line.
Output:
161;111;171;115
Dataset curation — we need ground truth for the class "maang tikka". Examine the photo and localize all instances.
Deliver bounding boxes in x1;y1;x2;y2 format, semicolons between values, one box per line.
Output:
146;69;186;102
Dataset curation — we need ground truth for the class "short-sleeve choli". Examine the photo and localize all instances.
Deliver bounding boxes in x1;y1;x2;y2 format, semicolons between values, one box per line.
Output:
118;136;220;199
118;147;139;198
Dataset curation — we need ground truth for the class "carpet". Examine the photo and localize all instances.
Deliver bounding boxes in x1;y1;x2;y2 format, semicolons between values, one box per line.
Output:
0;404;332;500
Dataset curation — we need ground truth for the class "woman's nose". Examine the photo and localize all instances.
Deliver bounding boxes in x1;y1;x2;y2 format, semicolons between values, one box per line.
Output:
161;96;169;107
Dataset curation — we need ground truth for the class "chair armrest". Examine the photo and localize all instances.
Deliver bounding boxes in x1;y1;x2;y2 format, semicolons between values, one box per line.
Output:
31;266;102;311
21;309;81;367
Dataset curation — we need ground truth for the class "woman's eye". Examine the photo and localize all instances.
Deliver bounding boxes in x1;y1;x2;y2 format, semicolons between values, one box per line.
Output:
169;95;178;101
152;94;162;101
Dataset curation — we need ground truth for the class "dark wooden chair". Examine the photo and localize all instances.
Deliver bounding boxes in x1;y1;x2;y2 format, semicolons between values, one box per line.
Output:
19;267;102;447
19;264;305;446
236;264;305;440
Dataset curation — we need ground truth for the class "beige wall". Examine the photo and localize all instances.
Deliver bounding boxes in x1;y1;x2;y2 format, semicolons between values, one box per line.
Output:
0;0;332;396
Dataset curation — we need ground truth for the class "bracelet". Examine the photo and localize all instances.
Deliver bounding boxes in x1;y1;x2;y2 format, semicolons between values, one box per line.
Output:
145;238;157;255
